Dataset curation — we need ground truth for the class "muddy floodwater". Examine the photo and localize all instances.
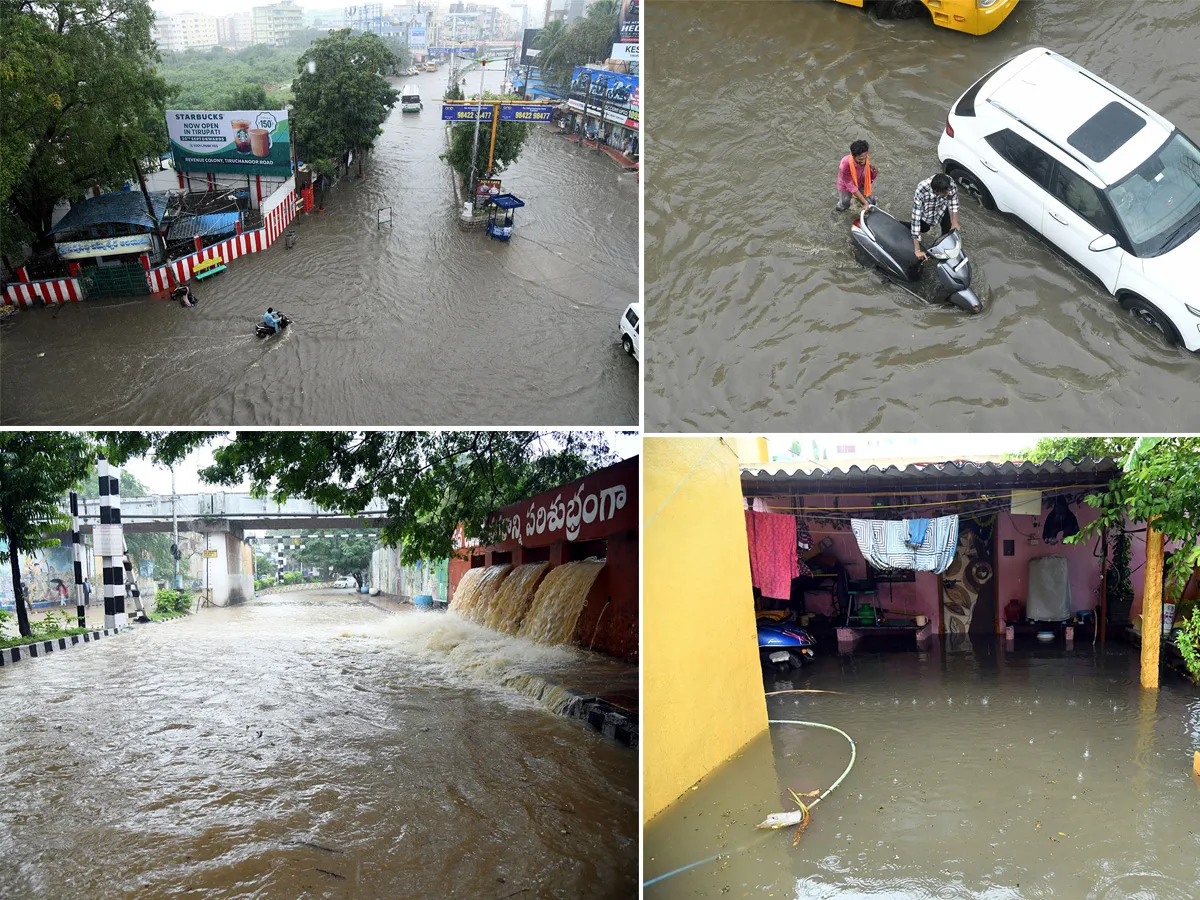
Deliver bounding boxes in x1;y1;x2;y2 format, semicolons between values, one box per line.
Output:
0;591;637;898
645;0;1200;431
0;68;638;426
645;638;1200;898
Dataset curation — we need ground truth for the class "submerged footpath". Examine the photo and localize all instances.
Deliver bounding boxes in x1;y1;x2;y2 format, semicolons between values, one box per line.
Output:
366;589;638;747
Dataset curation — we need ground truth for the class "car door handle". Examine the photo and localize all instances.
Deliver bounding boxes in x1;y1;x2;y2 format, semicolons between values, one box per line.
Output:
1048;210;1068;225
981;159;998;172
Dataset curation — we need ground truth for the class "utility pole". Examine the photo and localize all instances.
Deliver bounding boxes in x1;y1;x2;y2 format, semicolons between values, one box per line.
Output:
171;467;181;590
468;58;489;199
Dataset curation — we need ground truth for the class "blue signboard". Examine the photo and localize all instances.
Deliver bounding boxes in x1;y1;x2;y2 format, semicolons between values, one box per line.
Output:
499;104;554;122
443;105;495;122
569;67;639;126
428;47;477;53
442;103;554;123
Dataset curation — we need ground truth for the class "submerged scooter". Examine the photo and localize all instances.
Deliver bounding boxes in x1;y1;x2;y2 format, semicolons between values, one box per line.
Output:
757;615;817;670
850;206;982;313
255;314;291;338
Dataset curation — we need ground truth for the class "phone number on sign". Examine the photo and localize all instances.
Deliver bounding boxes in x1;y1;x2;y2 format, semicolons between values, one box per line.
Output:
509;110;552;121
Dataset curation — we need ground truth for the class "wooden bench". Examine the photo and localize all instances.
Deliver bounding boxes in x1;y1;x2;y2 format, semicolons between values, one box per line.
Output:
193;257;226;280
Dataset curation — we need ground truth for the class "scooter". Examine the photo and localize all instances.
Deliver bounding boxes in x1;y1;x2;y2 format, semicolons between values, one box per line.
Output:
757;617;817;670
171;285;198;307
850;206;982;313
255;314;291;338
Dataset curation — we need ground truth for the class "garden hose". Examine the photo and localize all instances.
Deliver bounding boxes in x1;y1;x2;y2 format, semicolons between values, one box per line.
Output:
643;718;857;889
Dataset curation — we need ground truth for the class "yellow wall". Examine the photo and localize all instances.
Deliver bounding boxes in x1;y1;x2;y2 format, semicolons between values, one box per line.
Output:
732;435;769;465
643;437;769;822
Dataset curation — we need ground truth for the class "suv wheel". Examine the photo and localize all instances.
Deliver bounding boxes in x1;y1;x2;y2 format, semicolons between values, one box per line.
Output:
622;334;634;356
945;164;996;211
1118;294;1183;346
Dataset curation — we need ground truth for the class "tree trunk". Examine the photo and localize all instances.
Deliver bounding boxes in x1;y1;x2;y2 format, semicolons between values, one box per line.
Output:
8;544;31;637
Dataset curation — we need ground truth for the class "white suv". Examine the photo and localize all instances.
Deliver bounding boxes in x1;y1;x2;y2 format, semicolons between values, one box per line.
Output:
938;47;1200;351
620;302;641;361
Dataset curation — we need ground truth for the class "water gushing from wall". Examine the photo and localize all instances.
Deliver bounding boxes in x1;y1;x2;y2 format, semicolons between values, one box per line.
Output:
447;565;488;613
483;562;550;633
519;559;606;646
458;564;512;622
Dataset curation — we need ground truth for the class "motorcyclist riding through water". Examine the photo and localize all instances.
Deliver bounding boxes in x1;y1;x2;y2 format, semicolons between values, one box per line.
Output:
263;307;282;334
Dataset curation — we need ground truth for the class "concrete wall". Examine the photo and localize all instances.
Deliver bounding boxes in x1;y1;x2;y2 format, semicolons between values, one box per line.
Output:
644;438;768;823
190;531;253;607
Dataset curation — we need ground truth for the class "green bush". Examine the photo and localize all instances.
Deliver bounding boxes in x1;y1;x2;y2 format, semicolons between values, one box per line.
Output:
282;572;304;586
1177;607;1200;681
153;589;193;616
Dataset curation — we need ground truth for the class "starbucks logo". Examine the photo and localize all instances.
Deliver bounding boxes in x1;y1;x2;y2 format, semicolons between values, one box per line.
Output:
255;112;278;132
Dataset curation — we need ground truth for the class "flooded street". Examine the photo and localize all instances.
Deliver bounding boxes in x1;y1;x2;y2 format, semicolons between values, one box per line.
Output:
0;590;637;898
0;68;638;426
644;638;1200;898
645;0;1200;431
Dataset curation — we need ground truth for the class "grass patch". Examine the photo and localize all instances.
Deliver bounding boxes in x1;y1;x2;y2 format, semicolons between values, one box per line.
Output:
148;610;191;622
0;626;91;650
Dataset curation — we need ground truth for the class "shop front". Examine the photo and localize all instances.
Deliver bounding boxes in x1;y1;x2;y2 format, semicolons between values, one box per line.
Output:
566;65;639;159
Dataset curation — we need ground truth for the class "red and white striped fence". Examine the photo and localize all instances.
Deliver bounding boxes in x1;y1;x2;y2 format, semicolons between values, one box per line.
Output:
3;177;298;308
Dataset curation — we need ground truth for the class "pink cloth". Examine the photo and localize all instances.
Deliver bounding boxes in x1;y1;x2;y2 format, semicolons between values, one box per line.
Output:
836;156;879;195
746;511;800;600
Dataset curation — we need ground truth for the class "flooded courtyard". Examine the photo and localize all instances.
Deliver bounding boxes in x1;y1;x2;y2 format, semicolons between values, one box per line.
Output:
0;590;637;898
644;0;1200;431
645;638;1200;898
0;68;638;426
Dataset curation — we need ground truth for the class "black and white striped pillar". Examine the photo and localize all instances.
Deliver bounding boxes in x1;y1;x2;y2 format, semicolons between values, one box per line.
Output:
121;537;147;621
70;492;87;628
97;458;127;630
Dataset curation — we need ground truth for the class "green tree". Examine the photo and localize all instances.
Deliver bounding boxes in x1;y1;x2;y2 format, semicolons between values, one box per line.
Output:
1018;436;1135;463
0;433;96;636
158;45;295;109
1;0;170;254
101;431;619;565
441;91;533;191
280;530;376;587
291;29;398;165
1069;437;1200;603
534;0;619;88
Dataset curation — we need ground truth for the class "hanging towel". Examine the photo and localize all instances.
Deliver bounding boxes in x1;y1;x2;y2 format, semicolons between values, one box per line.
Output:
850;514;960;573
904;518;931;549
1042;496;1079;545
745;511;799;600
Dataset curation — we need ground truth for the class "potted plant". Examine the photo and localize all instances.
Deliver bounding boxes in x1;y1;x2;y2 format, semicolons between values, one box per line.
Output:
1106;529;1135;627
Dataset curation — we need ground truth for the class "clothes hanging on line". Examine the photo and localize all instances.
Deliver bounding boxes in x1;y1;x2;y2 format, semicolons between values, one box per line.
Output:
744;497;768;512
1042;495;1079;545
746;510;799;600
905;518;931;549
795;518;813;577
850;514;960;574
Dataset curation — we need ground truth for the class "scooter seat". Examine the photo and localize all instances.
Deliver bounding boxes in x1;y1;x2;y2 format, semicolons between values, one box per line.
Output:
866;209;921;270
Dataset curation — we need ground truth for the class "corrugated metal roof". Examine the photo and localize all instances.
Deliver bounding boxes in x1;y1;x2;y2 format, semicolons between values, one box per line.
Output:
167;212;242;240
742;457;1121;491
49;191;170;234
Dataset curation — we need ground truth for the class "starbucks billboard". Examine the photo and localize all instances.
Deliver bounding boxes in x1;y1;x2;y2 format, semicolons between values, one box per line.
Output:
167;110;292;177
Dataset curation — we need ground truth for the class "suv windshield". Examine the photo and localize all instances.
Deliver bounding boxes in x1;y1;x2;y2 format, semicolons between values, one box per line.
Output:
402;95;420;103
1105;131;1200;256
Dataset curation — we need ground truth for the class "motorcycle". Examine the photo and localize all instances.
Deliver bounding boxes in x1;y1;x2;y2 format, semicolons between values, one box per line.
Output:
255;314;291;338
171;285;198;307
850;206;982;313
757;615;817;670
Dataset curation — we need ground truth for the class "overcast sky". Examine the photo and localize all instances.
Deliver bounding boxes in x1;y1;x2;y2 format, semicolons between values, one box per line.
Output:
121;430;641;496
769;433;1098;462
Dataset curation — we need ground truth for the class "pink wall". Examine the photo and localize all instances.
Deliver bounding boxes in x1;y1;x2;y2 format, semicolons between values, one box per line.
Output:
754;489;1154;633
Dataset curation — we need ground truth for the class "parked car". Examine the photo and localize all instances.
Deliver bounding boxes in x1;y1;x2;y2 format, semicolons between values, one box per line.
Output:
333;576;356;589
938;47;1200;351
620;301;641;361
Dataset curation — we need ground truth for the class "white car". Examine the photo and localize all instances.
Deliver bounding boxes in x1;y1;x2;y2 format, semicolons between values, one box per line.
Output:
620;301;641;361
938;47;1200;351
333;576;356;589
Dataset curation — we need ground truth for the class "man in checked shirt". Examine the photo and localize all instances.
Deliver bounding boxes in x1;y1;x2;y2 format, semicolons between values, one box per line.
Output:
910;173;960;261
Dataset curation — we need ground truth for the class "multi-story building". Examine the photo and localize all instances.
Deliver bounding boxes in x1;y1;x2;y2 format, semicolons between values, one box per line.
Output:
152;12;221;52
215;12;255;48
252;0;304;46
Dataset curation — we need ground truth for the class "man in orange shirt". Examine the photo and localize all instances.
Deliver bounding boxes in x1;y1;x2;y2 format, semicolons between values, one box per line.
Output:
834;139;879;213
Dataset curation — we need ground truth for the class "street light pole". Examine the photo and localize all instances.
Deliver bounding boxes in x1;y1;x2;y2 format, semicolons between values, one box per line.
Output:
468;58;489;199
171;467;181;591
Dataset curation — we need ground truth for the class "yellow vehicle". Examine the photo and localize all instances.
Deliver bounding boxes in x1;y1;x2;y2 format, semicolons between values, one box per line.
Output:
833;0;1018;36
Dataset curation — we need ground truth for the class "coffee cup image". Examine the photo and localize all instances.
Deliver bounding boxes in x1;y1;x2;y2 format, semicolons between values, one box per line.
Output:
232;119;252;153
250;128;271;158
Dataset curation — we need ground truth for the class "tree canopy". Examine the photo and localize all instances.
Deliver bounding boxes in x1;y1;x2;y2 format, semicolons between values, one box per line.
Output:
0;432;96;636
1;0;170;254
291;29;398;162
260;530;376;586
1017;436;1135;463
100;431;620;565
533;0;620;87
156;44;296;110
441;90;533;188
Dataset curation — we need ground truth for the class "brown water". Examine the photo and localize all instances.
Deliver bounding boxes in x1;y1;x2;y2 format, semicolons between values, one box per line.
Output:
0;590;637;898
519;559;607;646
0;69;638;426
484;561;551;633
644;0;1200;431
453;563;512;621
644;636;1200;898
